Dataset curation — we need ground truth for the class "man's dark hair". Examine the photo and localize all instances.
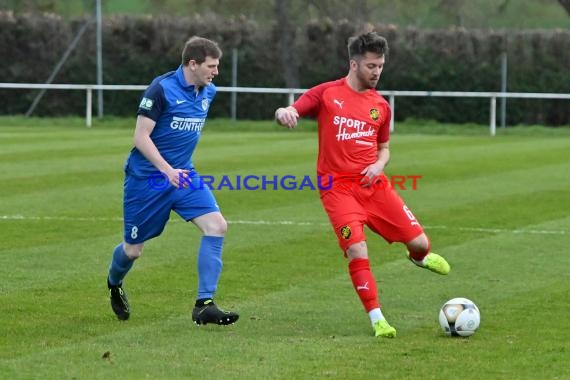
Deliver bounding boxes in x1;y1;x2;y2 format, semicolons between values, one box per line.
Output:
347;32;389;60
181;36;222;66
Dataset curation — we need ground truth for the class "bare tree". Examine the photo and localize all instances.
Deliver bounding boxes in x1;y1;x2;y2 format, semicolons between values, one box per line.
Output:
497;0;510;14
559;0;570;16
274;0;299;89
434;0;468;26
305;0;372;22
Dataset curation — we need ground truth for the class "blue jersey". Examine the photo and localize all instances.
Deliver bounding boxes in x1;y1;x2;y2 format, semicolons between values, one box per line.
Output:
124;65;216;178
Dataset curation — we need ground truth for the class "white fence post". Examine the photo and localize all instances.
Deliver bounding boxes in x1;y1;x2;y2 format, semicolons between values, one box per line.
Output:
389;95;395;132
86;87;92;128
490;96;496;136
231;48;238;121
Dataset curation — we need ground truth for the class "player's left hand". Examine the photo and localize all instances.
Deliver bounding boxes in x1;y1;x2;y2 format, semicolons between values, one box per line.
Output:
165;168;191;189
360;163;384;188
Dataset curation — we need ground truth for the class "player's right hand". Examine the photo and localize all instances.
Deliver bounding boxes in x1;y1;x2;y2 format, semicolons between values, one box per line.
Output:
166;168;191;189
275;107;298;129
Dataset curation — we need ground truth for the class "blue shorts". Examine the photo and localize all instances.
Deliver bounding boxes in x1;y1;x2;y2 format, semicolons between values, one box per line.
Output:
123;171;220;244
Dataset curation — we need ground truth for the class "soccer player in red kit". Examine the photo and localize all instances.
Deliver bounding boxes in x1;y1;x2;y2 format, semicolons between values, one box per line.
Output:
275;31;450;338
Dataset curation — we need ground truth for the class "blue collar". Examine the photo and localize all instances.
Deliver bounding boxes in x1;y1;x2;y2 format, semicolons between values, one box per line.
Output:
176;65;195;89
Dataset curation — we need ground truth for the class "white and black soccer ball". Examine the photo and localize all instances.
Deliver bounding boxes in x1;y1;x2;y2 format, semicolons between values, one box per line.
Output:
438;297;480;337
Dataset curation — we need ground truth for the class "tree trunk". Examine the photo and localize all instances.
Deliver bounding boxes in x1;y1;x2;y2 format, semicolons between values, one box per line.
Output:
558;0;570;16
274;0;300;90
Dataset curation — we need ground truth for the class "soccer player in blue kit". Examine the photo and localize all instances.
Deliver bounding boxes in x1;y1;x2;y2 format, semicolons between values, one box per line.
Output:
106;36;239;325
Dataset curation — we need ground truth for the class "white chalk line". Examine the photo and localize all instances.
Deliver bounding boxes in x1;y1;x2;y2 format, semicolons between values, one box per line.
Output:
0;214;567;236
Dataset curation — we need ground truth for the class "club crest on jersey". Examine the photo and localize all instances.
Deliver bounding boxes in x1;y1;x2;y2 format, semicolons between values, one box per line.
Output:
340;225;352;239
201;99;209;111
370;108;380;121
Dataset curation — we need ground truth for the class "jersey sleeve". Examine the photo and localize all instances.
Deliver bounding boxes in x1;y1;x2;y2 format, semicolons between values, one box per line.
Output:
292;82;330;117
136;81;166;122
377;102;391;144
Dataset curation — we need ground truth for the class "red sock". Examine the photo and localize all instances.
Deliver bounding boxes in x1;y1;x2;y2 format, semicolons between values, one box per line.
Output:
348;258;380;312
408;240;431;262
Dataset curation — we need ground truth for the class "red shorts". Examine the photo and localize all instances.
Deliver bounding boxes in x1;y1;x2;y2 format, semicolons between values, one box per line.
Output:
319;174;424;253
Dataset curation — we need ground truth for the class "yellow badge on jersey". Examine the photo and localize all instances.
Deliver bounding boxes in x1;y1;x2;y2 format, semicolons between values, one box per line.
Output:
370;108;380;121
340;225;352;239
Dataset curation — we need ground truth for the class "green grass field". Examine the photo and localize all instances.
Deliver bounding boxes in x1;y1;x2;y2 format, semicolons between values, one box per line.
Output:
1;118;569;379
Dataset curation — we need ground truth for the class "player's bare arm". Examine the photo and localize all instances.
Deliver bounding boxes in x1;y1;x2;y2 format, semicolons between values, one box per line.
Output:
360;142;390;187
134;115;190;188
275;106;299;129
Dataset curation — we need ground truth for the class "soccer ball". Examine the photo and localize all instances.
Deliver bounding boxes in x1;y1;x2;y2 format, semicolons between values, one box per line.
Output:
438;297;480;337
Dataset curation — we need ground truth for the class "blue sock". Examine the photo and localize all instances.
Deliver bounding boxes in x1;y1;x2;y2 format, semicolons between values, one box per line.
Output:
197;236;224;300
108;243;134;286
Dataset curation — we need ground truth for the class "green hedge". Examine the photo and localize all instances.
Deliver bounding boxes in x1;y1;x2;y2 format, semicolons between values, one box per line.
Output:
1;12;568;125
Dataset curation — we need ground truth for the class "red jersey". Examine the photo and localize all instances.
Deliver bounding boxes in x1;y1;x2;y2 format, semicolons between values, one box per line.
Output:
293;78;391;186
